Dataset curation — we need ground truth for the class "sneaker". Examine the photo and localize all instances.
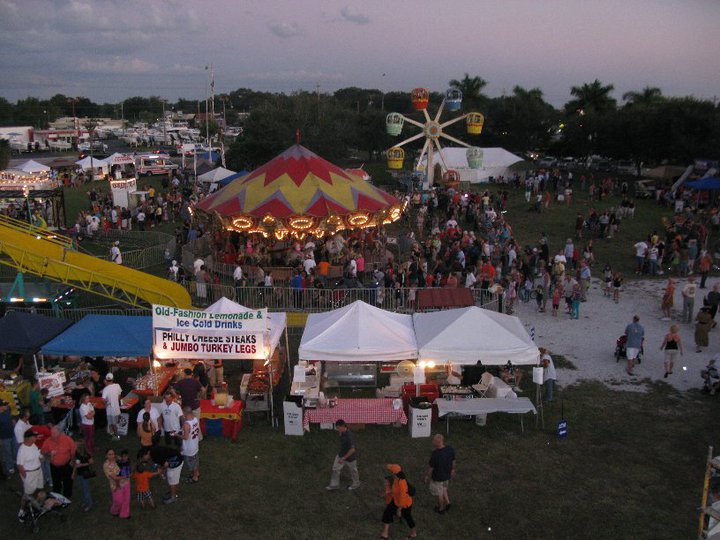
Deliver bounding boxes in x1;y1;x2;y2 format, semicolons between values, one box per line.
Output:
347;483;361;491
325;485;340;491
163;496;177;504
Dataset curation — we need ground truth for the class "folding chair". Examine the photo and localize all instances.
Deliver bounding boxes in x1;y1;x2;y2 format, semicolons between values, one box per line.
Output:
475;372;494;398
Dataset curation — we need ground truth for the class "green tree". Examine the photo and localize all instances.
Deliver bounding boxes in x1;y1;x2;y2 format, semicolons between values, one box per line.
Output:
0;97;13;125
449;73;488;108
0;139;10;170
622;86;664;107
565;79;617;115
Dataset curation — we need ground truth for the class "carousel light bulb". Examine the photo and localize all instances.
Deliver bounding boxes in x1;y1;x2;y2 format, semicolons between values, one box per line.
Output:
152;360;161;368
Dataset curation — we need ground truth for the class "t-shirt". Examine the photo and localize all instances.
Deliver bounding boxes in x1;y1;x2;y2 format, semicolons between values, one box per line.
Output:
317;261;330;276
181;417;200;457
160;401;183;433
625;322;645;349
150;446;183;469
338;431;357;462
14;419;31;444
17;443;42;470
101;383;122;416
133;470;155;493
79;402;95;426
42;434;77;467
175;377;202;410
29;389;43;416
429;445;456;482
118;458;132;478
634;242;648;257
136;406;160;427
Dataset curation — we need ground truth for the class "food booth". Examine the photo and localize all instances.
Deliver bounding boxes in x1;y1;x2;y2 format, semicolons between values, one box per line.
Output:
0;311;74;414
152;297;289;440
295;301;417;434
413;306;540;432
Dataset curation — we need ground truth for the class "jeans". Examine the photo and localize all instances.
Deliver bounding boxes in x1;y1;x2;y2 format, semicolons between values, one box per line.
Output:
545;379;555;402
329;455;359;488
42;458;52;487
683;298;695;323
0;437;16;475
76;474;93;509
571;300;580;319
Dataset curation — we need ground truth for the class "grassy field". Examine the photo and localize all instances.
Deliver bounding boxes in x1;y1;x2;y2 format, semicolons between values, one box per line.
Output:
2;373;717;539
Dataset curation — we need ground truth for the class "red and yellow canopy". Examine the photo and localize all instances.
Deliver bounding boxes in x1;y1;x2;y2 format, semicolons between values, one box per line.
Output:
196;144;403;239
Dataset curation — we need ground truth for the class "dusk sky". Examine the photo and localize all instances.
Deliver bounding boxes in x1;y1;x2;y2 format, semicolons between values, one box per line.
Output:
0;0;718;107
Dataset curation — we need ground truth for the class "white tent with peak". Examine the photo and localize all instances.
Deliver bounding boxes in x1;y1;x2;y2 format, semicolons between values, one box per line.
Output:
413;306;539;366
198;166;236;184
418;147;523;184
75;156;108;175
299;300;418;362
18;160;51;173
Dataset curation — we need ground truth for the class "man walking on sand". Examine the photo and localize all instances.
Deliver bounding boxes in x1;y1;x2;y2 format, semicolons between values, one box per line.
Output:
682;277;698;324
624;315;645;376
325;419;360;491
424;433;456;514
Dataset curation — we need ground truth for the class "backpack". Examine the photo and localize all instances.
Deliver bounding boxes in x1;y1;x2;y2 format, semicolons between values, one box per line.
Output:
406;481;416;497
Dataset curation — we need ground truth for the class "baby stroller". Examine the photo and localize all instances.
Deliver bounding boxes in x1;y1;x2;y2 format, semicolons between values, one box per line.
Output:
19;490;70;533
615;335;643;363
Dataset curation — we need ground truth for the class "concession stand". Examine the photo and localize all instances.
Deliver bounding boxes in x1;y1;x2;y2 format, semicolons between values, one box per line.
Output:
294;301;417;434
413;307;540;432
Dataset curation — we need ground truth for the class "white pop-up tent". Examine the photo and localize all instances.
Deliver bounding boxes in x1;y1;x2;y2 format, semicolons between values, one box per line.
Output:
75;156;109;175
299;300;417;362
19;160;51;173
413;306;539;366
205;297;287;356
197;166;236;184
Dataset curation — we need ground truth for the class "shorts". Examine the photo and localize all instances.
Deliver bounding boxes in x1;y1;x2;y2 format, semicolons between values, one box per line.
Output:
626;347;640;360
429;479;449;497
664;349;679;364
22;469;44;495
184;453;199;472
136;490;153;502
166;463;184;486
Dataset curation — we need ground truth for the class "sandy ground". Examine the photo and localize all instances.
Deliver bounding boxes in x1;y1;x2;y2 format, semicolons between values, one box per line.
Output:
513;276;718;393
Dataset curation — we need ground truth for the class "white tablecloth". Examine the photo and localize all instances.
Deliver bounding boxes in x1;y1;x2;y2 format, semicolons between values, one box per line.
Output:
434;397;536;417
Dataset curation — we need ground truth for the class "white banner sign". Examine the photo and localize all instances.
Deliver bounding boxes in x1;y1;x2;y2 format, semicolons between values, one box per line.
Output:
152;305;268;360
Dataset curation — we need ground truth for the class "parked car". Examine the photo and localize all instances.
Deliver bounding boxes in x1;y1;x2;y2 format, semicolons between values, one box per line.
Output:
558;157;576;169
537;156;557;168
616;160;638;176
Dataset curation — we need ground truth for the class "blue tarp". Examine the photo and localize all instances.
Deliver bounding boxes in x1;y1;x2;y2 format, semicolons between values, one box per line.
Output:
41;315;152;357
686;177;720;190
0;312;73;354
217;170;249;187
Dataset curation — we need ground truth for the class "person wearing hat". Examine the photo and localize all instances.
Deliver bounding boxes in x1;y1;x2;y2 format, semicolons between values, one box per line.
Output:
16;429;44;518
110;240;122;265
325;419;360;491
101;373;122;439
381;463;416;540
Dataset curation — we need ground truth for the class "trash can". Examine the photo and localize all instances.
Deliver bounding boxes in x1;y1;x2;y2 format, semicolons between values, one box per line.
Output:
409;402;432;438
283;396;304;436
475;413;487;426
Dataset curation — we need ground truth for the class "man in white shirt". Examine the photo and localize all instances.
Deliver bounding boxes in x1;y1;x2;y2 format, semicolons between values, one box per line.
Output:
158;391;183;447
136;209;146;231
303;254;316;275
110;241;122;265
634;240;648;274
101;373;122;439
17;429;43;519
193;257;205;276
136;398;160;432
14;408;31;446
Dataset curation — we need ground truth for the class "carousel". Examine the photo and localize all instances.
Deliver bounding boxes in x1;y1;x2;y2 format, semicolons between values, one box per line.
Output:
195;143;405;240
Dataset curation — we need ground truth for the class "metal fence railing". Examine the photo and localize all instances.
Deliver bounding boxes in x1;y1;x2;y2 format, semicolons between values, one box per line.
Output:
79;229;175;270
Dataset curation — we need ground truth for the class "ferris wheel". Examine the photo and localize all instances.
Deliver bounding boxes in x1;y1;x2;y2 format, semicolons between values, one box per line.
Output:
385;88;485;188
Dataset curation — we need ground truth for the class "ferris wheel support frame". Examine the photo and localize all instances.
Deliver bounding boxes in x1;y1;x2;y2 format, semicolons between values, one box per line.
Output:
389;98;474;188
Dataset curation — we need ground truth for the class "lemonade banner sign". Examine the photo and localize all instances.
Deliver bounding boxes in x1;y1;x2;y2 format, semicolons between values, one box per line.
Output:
152;304;268;360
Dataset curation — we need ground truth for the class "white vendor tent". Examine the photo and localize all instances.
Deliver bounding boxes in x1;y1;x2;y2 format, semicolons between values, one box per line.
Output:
299;300;418;362
105;152;135;166
75;156;109;175
204;297;287;356
418;147;523;184
19;160;51;173
198;166;236;184
413;306;539;366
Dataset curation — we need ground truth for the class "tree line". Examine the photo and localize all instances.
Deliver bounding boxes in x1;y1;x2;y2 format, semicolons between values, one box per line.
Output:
1;75;718;171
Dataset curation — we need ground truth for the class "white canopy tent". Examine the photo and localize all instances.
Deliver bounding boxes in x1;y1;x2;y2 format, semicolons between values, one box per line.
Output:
204;297;287;356
418;147;523;184
299;300;418;362
413;306;539;366
19;160;51;173
197;166;236;184
105;152;135;166
75;156;109;175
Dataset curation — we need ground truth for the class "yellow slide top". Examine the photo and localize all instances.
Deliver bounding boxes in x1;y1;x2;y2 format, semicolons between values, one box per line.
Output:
0;217;192;309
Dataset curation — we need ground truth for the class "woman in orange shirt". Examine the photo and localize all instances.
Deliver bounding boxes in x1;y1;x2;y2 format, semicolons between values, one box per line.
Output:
380;464;416;540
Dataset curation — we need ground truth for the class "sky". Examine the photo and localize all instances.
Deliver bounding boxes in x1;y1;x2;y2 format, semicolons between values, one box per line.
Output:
0;0;718;108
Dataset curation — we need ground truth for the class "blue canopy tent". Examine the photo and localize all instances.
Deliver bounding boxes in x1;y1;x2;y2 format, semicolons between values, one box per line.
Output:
41;315;152;357
217;170;249;187
685;177;720;190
